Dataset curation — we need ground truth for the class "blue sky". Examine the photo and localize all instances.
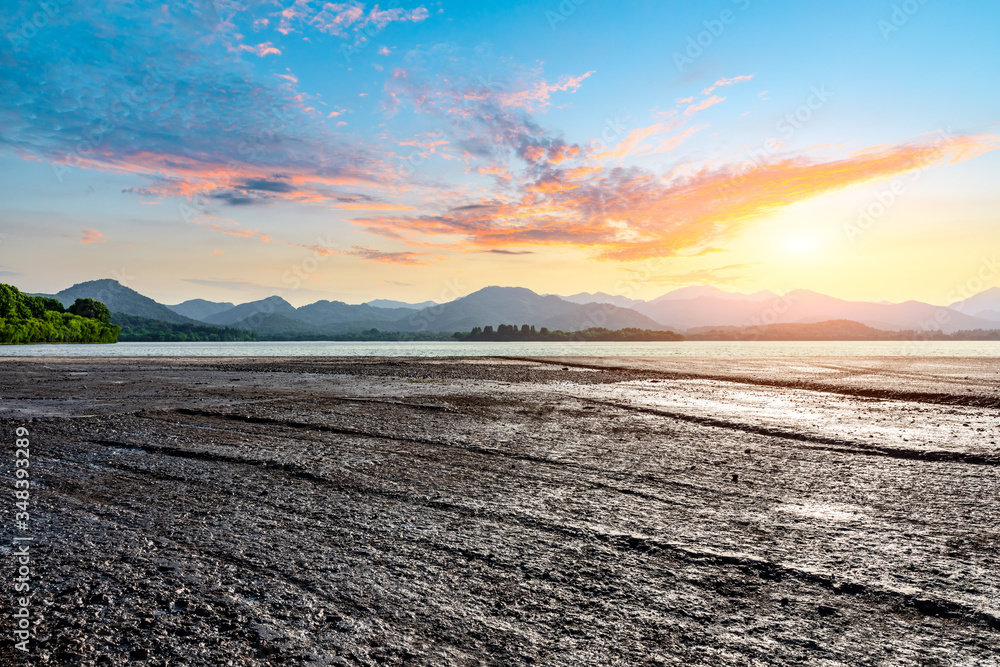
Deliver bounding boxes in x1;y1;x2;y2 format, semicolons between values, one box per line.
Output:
1;0;998;305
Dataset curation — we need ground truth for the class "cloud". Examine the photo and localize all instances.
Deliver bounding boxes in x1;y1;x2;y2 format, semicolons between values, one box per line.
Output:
81;228;104;244
345;246;435;265
239;42;281;57
481;249;534;255
0;1;393;210
383;59;589;174
684;95;726;116
351;134;999;261
378;46;391;55
241;179;296;193
590;122;705;162
276;1;429;38
702;74;754;96
492;70;595;113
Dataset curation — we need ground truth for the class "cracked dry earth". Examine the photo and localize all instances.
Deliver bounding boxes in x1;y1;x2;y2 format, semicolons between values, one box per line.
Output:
0;356;998;666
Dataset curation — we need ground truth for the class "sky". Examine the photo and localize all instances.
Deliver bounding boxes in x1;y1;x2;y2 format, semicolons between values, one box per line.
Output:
1;0;998;307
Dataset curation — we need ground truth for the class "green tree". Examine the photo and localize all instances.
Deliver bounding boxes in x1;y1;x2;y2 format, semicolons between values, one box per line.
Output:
69;297;112;324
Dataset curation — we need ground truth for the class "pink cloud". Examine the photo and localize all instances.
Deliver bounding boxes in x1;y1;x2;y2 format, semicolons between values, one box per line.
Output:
240;42;281;57
702;74;755;96
277;1;429;37
346;245;435;265
494;70;595;112
81;228;104;244
684;95;725;116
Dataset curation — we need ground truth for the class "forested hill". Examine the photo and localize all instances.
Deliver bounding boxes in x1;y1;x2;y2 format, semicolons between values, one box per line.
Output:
0;284;120;344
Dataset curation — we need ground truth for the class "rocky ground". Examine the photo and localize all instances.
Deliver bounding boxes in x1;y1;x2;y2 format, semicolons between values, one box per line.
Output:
0;356;998;666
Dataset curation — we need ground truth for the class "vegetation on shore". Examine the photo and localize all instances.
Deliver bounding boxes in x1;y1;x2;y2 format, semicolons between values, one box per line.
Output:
453;324;684;342
0;284;120;344
113;314;259;342
257;329;454;342
454;320;1000;342
687;319;1000;341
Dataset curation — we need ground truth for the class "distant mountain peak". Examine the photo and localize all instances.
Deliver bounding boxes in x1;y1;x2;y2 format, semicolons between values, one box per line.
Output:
54;279;195;324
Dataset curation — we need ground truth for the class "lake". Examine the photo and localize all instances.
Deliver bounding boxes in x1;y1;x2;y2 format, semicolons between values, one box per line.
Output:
3;340;1000;357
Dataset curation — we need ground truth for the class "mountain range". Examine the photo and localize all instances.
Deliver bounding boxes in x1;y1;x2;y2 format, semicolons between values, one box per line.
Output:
33;279;1000;336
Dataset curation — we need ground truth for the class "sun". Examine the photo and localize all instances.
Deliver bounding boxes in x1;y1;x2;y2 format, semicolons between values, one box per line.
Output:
782;234;820;255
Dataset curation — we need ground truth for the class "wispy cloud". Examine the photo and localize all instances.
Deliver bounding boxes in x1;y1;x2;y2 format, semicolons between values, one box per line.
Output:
702;74;754;96
81;228;104;244
276;1;429;38
345;246;436;265
239;42;282;57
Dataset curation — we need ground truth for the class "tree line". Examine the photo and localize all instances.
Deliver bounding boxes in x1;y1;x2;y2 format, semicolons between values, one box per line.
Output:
113;314;258;342
453;325;684;342
0;284;120;344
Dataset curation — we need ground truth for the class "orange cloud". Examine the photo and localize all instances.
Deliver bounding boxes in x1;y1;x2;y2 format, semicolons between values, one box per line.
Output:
351;134;999;261
81;228;104;244
590;120;703;162
476;163;513;181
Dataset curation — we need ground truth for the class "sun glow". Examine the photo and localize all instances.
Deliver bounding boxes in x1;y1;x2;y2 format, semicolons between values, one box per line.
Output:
782;234;820;256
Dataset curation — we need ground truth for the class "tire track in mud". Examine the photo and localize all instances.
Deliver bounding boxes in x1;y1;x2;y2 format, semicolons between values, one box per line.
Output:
568;397;1000;465
176;402;999;466
77;436;1000;634
108;409;727;503
508;357;1000;409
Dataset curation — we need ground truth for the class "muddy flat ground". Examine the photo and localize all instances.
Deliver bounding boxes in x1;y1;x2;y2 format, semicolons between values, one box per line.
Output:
1;355;998;666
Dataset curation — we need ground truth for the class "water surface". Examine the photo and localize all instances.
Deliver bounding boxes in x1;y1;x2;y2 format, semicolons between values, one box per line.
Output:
3;340;1000;357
